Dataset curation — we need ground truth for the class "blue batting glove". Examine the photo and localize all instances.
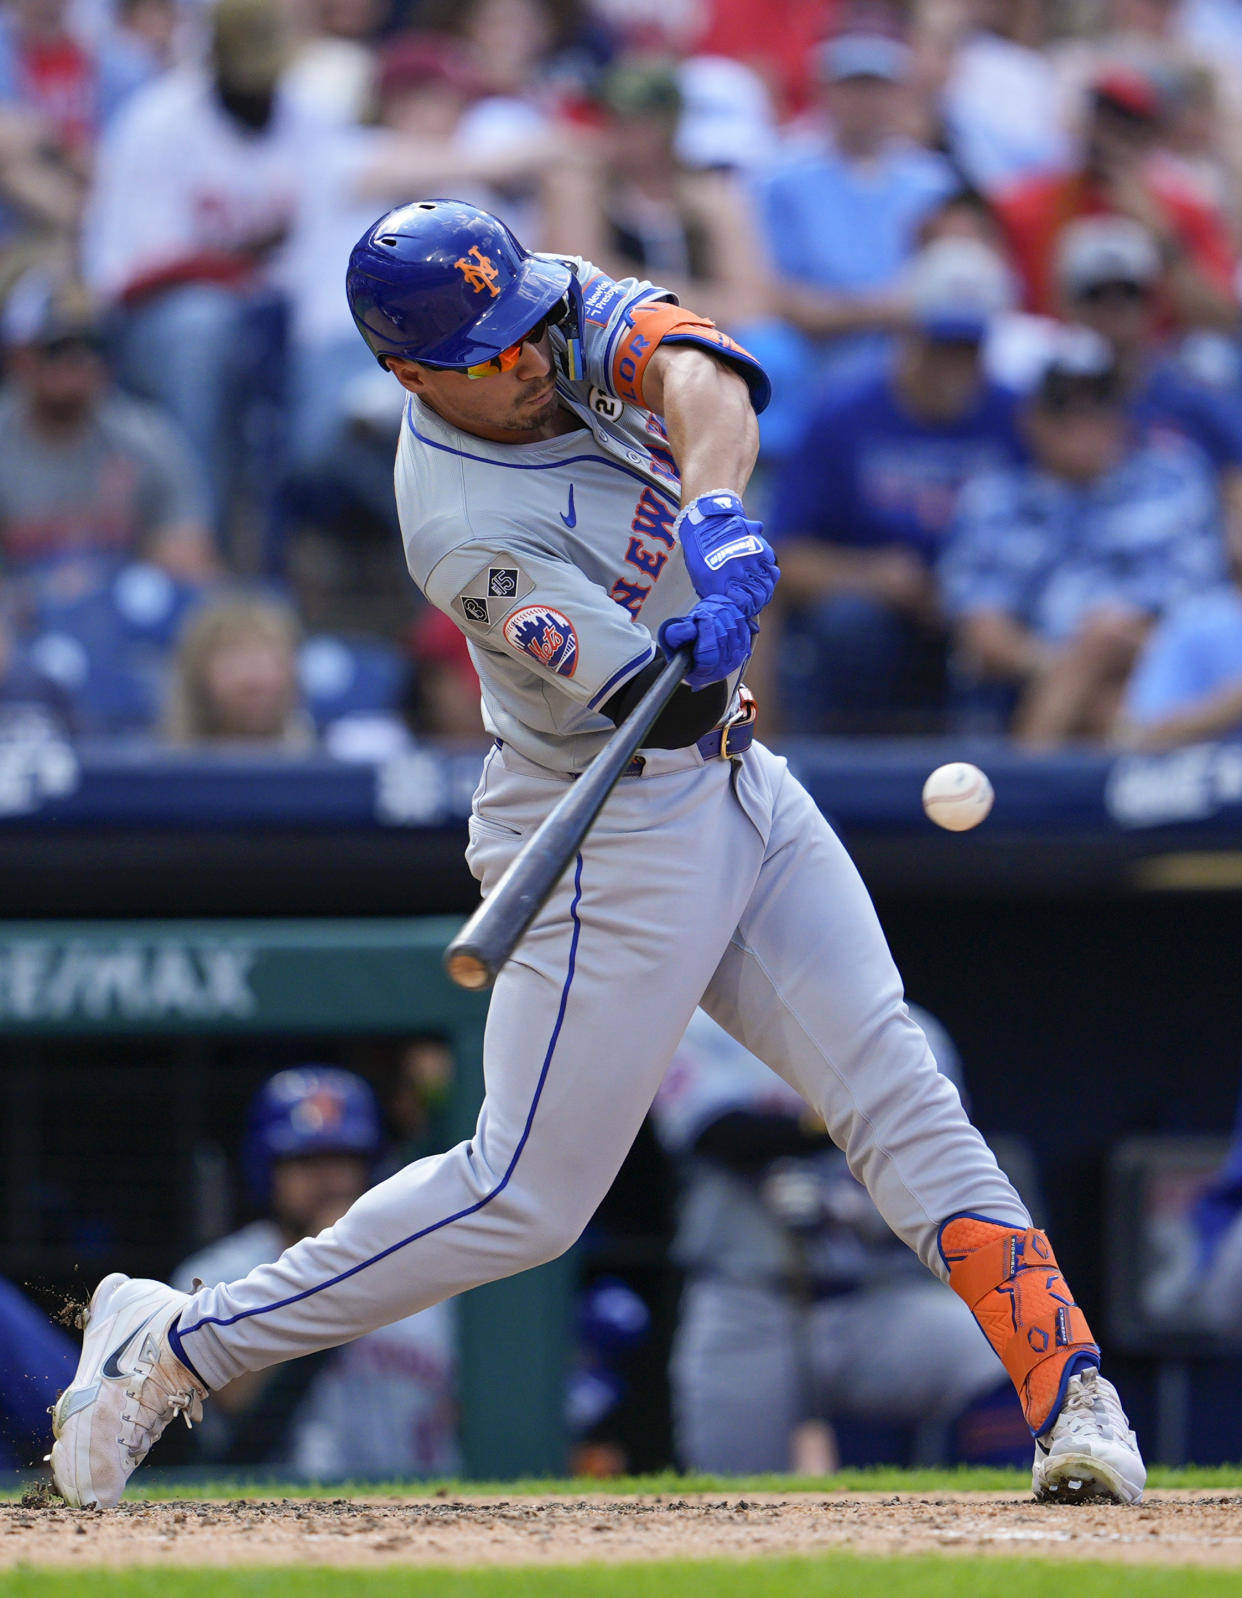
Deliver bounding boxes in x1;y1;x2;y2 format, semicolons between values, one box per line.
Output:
675;490;779;619
658;594;754;691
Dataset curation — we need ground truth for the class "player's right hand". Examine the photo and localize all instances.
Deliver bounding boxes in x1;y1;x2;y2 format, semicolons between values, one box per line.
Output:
658;595;755;691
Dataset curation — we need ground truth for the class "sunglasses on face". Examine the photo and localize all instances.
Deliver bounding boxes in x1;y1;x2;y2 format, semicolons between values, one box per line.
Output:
447;294;575;380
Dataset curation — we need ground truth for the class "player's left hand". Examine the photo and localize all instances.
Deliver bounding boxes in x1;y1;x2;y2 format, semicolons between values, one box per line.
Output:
658;594;756;691
675;491;779;618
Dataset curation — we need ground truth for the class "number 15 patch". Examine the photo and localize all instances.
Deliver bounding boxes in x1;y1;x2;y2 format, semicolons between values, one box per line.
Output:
503;605;578;677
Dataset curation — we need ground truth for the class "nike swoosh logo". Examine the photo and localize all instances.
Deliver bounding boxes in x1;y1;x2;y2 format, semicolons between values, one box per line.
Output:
561;484;577;528
101;1310;160;1380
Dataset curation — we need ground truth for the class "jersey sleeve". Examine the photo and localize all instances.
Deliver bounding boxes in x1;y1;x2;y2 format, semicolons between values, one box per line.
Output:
566;258;770;414
422;533;657;713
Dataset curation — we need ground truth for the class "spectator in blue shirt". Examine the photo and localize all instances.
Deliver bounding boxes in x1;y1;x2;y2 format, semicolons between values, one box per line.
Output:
765;237;1024;733
753;20;957;452
1056;215;1242;549
1119;586;1242;748
941;328;1226;747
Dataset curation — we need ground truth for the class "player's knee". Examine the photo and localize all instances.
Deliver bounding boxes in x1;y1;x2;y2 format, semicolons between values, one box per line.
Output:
522;1211;586;1267
499;1198;586;1269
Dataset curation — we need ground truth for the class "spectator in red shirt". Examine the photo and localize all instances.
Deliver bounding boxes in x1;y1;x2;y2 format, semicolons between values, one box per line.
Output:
995;66;1238;333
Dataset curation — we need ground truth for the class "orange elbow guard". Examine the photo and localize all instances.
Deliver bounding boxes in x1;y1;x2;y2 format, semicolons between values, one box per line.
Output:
939;1214;1100;1435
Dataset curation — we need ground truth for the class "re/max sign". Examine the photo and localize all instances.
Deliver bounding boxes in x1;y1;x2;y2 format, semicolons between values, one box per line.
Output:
0;942;258;1021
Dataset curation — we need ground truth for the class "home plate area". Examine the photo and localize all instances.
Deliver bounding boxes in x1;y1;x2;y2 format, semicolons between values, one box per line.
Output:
4;1491;1242;1569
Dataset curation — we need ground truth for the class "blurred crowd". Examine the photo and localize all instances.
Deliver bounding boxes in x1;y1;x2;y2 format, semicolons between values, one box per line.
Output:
7;0;1242;745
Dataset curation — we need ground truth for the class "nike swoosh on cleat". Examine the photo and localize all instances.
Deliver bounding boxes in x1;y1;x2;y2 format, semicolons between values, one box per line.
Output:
561;484;577;528
101;1311;160;1380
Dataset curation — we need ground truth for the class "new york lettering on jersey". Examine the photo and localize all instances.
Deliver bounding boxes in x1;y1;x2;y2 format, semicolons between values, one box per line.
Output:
396;257;768;771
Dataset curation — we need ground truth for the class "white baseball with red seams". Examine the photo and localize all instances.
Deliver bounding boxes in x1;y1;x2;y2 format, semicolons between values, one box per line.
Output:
922;762;994;831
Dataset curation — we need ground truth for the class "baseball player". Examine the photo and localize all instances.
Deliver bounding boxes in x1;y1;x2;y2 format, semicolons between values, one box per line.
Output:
171;1069;457;1480
655;1009;1029;1472
51;198;1145;1508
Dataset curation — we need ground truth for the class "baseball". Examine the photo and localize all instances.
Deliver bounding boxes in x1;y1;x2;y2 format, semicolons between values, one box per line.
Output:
922;762;994;831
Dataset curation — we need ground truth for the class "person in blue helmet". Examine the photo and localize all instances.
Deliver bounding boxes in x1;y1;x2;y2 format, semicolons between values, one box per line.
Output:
170;1068;458;1480
53;197;1145;1511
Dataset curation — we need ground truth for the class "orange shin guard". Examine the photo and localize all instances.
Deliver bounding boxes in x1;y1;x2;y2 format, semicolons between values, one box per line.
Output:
939;1214;1100;1435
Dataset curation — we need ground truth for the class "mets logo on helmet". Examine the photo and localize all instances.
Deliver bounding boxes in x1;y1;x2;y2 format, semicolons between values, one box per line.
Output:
455;244;501;298
503;605;578;677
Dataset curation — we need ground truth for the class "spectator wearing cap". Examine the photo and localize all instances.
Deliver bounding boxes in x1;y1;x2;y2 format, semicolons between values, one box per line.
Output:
753;18;957;441
81;0;335;557
172;1068;458;1478
994;65;1238;332
761;238;1024;734
1057;215;1242;551
941;328;1226;747
541;53;767;333
0;274;215;583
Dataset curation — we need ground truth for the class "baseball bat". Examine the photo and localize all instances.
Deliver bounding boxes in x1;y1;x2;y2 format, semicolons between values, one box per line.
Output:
444;647;693;990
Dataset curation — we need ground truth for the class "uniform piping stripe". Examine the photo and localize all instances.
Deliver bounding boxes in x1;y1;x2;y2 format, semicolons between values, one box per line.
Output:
587;646;657;710
404;403;679;508
176;853;588;1341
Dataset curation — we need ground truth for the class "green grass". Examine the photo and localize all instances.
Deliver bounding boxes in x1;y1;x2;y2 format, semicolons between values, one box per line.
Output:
2;1557;1241;1598
6;1464;1242;1501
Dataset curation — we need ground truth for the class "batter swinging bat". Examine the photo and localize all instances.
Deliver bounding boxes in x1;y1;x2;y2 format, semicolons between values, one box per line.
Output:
444;647;693;990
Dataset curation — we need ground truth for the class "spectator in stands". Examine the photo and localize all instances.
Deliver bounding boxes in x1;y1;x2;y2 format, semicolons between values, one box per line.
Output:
164;592;314;746
0;272;215;581
82;0;332;551
653;1009;1030;1474
1057;215;1242;542
941;328;1226;747
1118;580;1242;748
542;53;767;330
0;0;158;165
763;237;1024;734
403;605;485;742
0;598;74;739
753;14;957;432
282;29;574;551
173;1068;458;1478
994;66;1238;332
285;0;392;124
938;0;1069;194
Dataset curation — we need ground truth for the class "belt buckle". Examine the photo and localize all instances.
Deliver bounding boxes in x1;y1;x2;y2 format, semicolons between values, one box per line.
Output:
719;691;757;760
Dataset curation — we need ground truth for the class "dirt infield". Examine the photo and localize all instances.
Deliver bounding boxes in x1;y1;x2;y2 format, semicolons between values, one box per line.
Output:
3;1491;1242;1569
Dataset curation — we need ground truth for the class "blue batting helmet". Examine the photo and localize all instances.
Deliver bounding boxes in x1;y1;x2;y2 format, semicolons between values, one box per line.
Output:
243;1067;383;1205
346;198;579;371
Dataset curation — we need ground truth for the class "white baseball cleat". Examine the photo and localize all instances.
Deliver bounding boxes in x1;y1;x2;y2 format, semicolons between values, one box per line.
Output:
49;1273;208;1509
1032;1367;1146;1505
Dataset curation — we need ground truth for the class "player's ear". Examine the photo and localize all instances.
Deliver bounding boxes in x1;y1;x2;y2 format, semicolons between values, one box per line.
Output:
386;357;431;397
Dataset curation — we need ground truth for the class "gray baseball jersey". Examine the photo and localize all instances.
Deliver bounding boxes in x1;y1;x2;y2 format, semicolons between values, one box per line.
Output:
175;260;1030;1412
398;256;750;773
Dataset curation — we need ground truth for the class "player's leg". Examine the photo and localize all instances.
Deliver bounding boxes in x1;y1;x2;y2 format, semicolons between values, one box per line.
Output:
701;744;1145;1502
52;756;762;1505
669;1278;799;1473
